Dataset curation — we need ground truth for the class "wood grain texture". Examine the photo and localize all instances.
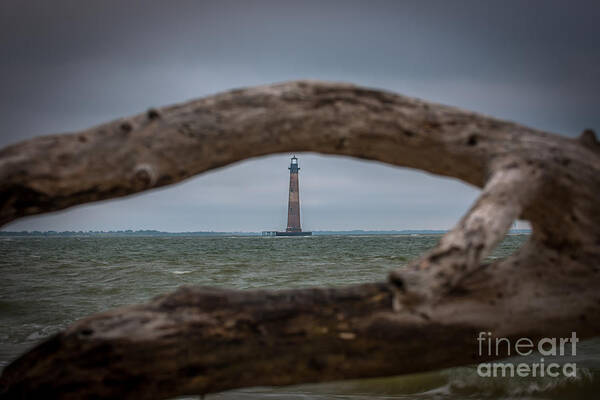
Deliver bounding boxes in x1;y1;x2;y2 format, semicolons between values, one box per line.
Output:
1;81;599;399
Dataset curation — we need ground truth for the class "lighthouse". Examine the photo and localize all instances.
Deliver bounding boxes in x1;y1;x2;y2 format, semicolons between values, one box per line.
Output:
262;155;312;237
286;156;302;232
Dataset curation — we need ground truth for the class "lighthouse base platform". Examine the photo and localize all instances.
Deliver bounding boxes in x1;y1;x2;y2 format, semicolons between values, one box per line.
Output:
262;231;312;237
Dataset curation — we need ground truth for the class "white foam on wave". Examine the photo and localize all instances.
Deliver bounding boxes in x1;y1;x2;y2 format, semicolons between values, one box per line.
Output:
172;270;193;275
24;324;65;342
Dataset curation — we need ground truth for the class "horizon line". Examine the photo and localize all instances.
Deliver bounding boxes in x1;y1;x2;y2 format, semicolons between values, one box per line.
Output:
0;228;532;235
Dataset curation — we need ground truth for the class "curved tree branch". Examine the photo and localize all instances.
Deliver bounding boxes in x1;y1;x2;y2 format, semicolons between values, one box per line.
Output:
1;81;599;399
1;80;574;226
390;160;543;309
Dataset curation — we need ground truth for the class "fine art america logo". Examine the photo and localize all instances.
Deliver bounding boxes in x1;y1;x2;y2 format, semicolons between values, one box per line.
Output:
476;332;579;378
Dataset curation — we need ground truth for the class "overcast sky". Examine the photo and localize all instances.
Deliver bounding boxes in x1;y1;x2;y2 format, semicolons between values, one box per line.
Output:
1;0;598;232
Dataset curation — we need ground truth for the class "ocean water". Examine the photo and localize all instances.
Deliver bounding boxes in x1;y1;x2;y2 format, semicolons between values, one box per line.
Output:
1;234;599;399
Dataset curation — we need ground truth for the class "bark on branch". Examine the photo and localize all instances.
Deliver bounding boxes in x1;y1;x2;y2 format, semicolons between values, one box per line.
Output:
1;81;599;399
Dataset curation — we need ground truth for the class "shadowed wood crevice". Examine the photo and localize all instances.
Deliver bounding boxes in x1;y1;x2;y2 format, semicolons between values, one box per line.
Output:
1;81;599;399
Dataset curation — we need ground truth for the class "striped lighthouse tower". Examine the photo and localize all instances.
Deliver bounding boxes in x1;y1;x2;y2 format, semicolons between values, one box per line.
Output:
261;155;312;237
286;156;302;232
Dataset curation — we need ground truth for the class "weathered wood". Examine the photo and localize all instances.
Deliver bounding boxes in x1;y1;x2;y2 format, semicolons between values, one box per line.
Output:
1;81;599;399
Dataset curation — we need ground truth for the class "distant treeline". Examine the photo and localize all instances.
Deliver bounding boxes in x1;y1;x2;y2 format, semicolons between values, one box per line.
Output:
313;230;449;235
0;230;256;237
0;229;531;237
311;229;531;235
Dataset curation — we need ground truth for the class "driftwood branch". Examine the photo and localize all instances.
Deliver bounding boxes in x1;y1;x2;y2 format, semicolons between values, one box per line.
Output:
1;81;599;399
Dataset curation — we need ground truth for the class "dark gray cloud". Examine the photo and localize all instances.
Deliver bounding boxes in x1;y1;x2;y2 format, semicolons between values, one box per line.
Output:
1;0;597;231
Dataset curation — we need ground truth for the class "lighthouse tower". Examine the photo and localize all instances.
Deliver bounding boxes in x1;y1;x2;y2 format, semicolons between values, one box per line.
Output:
261;155;312;237
286;156;302;232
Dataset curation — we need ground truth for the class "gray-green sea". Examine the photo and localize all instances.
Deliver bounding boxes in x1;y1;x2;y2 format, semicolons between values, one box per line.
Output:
1;234;599;399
